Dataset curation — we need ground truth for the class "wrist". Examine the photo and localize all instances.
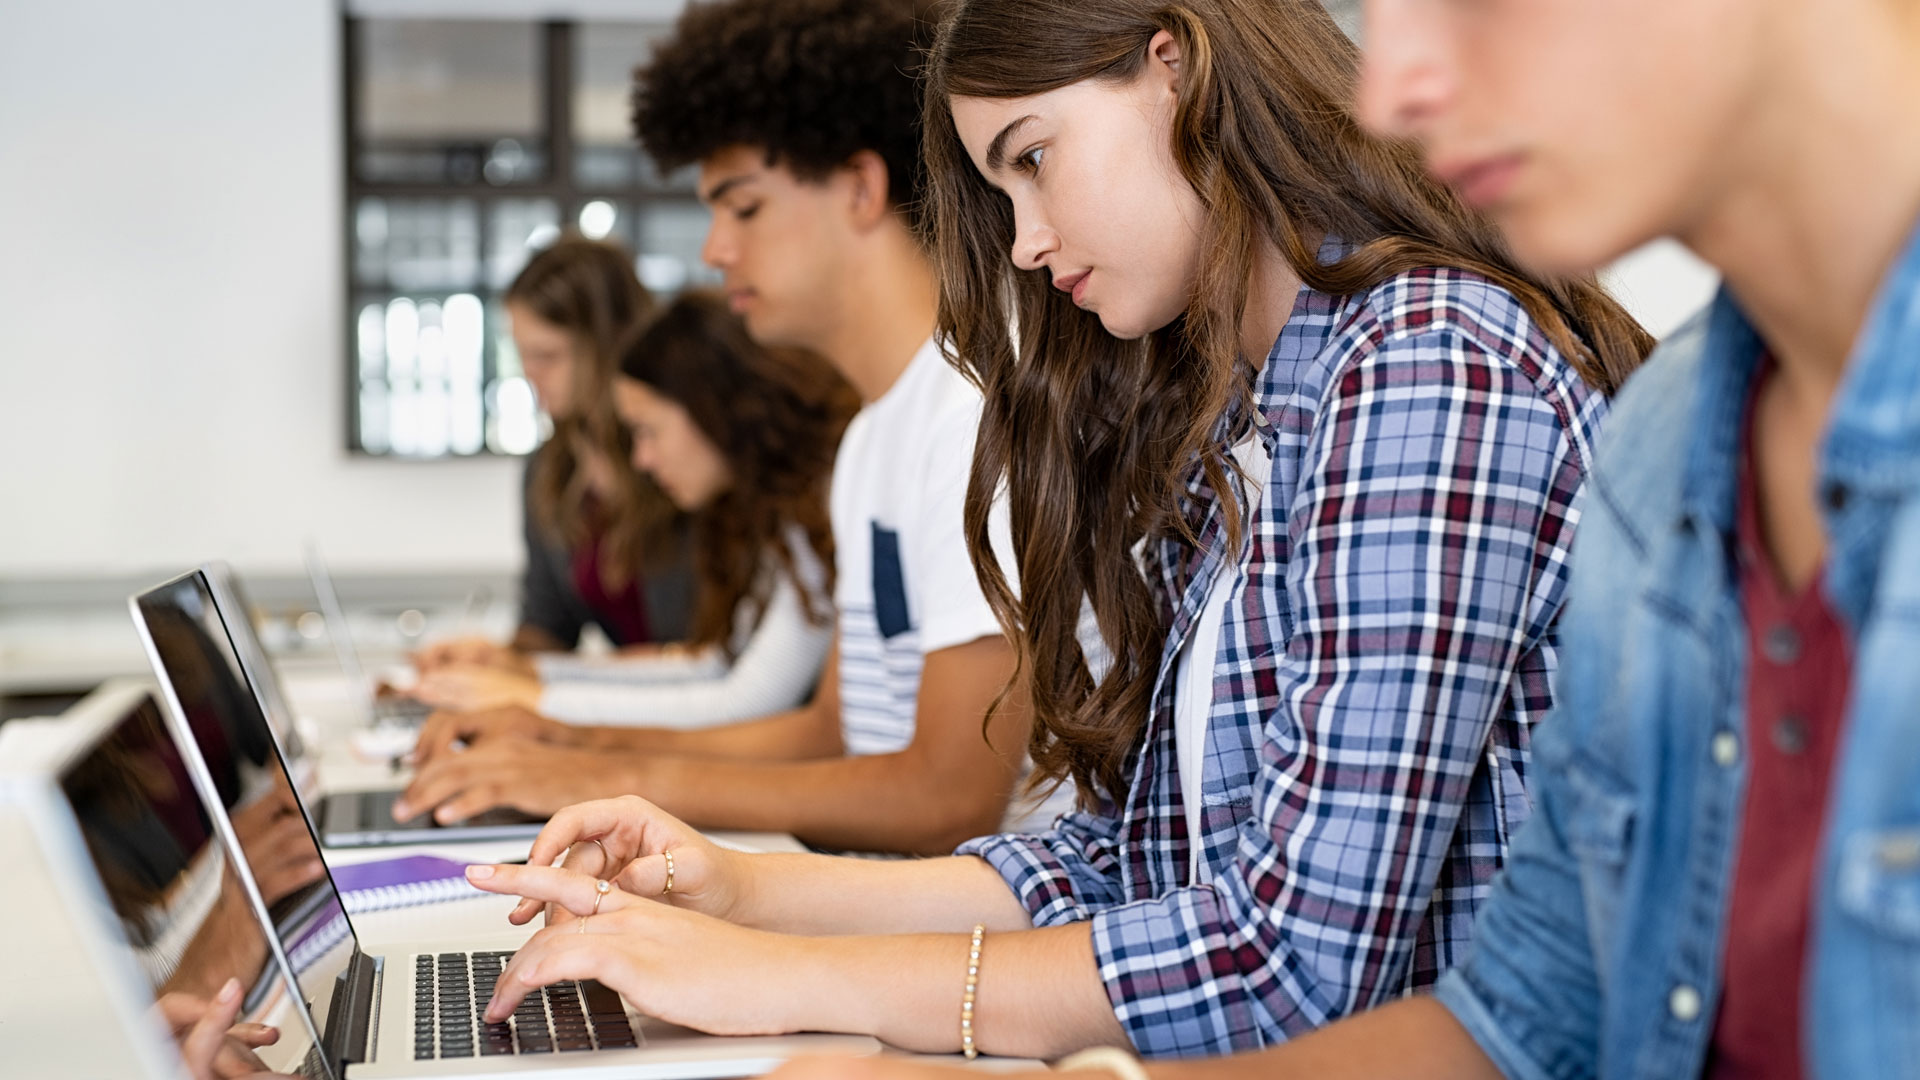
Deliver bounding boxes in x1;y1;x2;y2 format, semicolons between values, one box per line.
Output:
718;847;766;927
779;933;880;1038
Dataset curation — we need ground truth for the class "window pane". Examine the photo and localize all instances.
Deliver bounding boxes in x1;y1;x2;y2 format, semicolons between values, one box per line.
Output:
573;21;690;190
487;199;561;290
355;197;483;290
355;19;547;184
636;200;719;295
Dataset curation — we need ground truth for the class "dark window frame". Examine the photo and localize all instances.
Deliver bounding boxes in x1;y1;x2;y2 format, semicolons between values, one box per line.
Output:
341;14;700;458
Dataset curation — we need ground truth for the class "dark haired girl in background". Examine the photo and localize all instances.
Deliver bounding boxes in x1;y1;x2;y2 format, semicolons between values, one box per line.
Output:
413;234;694;677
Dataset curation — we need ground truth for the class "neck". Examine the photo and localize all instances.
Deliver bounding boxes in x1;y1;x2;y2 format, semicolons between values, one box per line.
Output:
1680;4;1920;405
1242;239;1305;370
815;219;941;403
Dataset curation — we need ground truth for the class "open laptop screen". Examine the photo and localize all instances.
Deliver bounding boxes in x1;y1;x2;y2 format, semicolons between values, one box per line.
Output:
56;685;324;1075
134;570;359;1059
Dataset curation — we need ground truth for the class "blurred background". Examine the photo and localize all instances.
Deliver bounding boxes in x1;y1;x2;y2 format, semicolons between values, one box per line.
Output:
0;0;1718;713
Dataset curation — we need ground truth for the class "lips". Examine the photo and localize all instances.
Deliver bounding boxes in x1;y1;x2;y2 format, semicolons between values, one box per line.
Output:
1052;270;1091;306
1434;153;1526;211
725;288;755;313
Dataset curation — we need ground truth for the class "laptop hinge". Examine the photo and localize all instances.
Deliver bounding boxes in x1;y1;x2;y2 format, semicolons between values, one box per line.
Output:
322;948;382;1074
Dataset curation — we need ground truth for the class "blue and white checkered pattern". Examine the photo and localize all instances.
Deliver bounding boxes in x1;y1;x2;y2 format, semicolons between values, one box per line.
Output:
959;266;1607;1058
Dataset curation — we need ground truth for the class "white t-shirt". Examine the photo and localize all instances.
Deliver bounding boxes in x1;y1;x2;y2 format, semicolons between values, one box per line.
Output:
831;337;1009;757
1173;434;1273;883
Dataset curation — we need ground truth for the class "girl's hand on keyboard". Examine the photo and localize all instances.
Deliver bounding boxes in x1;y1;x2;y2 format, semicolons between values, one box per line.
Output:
477;900;806;1037
473;795;748;923
412;666;543;713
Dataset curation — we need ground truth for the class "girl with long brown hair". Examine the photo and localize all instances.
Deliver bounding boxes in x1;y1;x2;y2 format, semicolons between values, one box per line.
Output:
413;234;694;677
447;0;1652;1063
408;291;857;732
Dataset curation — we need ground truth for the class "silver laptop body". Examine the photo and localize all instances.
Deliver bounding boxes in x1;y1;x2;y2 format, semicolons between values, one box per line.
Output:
0;678;330;1079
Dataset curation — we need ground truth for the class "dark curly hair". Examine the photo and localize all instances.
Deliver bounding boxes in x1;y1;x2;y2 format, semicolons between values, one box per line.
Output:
618;291;859;653
632;0;937;224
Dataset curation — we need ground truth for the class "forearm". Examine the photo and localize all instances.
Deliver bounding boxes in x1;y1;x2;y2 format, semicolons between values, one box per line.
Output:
634;748;1009;855
1146;998;1497;1080
574;700;843;761
791;922;1124;1059
733;852;1030;935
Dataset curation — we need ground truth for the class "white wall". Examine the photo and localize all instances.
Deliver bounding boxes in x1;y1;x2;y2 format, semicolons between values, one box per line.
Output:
1605;239;1719;340
0;0;524;578
0;0;1719;581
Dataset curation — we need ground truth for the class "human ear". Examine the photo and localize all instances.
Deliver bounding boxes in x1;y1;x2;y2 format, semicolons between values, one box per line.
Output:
1146;27;1184;85
841;149;894;231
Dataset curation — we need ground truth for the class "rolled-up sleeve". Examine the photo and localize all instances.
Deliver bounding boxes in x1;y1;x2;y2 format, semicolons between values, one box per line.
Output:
956;807;1129;926
1082;327;1583;1057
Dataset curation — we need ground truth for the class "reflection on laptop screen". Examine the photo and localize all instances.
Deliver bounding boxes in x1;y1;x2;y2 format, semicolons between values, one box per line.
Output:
57;688;323;1074
135;571;359;1056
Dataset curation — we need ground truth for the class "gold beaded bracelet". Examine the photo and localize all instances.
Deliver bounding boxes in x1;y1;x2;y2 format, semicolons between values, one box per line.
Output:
961;924;985;1059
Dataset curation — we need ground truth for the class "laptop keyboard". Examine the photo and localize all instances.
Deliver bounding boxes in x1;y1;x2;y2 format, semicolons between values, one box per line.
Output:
413;951;637;1059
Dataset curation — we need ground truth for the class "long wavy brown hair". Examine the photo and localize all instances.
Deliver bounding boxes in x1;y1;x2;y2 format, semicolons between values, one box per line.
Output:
924;0;1655;805
507;234;679;590
618;291;858;652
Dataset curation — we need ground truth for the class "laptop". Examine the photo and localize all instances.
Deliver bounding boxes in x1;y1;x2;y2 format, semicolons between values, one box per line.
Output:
0;678;329;1078
191;564;542;847
306;547;433;729
130;568;881;1078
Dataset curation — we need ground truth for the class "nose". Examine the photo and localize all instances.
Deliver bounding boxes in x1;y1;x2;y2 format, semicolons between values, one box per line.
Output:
1008;201;1060;273
1355;0;1453;141
701;215;734;271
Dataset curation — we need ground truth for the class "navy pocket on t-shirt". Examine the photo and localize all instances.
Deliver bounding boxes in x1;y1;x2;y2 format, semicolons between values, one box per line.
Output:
870;523;913;639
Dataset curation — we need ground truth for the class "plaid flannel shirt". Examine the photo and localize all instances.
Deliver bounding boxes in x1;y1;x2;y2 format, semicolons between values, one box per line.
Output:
958;265;1607;1057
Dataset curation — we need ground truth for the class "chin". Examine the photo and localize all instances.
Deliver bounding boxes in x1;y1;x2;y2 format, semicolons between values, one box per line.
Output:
738;307;806;352
1496;199;1652;279
1095;306;1176;342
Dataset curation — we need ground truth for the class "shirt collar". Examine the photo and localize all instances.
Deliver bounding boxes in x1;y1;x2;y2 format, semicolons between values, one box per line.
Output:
1252;238;1357;430
1824;215;1920;496
1681;213;1920;530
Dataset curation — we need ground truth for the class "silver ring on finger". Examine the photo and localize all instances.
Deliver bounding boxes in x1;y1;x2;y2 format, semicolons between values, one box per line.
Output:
587;837;609;872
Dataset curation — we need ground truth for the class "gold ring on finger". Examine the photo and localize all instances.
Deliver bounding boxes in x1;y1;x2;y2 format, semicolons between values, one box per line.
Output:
661;849;675;897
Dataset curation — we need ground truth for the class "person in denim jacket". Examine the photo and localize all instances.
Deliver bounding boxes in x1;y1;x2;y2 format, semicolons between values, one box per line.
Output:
764;0;1920;1077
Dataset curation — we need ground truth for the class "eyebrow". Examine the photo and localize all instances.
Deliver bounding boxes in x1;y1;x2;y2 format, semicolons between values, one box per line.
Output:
984;115;1038;173
699;172;759;204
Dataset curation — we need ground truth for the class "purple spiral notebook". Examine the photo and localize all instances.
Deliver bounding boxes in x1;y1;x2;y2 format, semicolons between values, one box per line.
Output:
329;855;487;913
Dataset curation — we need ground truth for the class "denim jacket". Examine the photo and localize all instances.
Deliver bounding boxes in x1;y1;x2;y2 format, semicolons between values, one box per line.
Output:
1434;220;1920;1079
